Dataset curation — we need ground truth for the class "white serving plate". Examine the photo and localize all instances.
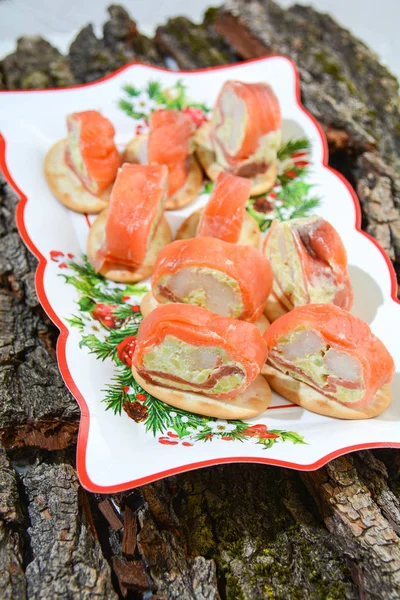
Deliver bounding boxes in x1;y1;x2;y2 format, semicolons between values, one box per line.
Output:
1;56;399;493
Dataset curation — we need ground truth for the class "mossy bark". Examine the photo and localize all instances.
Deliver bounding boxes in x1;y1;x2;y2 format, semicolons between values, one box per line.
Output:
0;2;399;598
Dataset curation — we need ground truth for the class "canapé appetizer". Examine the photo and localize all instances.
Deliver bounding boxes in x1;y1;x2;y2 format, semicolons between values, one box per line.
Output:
195;81;281;195
87;163;172;283
176;171;260;248
123;109;203;209
262;304;394;419
263;216;353;321
44;110;121;213
140;237;272;333
132;304;272;419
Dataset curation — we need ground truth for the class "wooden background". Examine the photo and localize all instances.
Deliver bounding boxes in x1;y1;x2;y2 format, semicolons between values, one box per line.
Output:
0;2;399;598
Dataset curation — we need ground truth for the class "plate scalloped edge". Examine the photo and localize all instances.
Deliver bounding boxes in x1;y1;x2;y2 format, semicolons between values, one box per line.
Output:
1;55;399;493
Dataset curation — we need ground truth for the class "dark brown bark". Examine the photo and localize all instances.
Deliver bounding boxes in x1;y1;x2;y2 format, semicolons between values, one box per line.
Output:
0;3;399;599
68;5;164;84
0;178;80;451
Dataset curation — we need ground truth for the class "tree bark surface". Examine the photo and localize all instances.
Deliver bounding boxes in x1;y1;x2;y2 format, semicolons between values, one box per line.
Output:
0;3;399;598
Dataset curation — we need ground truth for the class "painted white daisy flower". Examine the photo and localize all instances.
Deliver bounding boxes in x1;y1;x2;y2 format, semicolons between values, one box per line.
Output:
163;86;180;102
81;319;108;342
206;421;237;433
181;416;189;423
131;93;157;114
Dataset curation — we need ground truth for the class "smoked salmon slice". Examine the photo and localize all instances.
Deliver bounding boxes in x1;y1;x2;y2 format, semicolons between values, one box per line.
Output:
65;110;120;195
210;81;281;177
151;237;272;321
197;172;251;243
264;304;394;409
147;109;196;197
263;216;353;319
132;304;268;400
94;163;168;272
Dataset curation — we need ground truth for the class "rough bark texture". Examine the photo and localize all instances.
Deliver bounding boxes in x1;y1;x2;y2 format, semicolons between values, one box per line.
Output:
22;455;118;599
0;453;26;599
154;10;236;70
0;178;80;451
69;5;163;83
0;37;76;90
0;2;400;598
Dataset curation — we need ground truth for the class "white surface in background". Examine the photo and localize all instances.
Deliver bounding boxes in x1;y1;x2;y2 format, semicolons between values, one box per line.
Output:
0;0;399;80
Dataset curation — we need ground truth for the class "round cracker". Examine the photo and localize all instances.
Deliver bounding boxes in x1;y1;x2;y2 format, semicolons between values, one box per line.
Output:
254;314;270;335
140;291;159;318
123;134;147;164
123;135;204;210
264;294;288;322
87;211;172;283
175;209;202;241
44;139;111;214
141;291;270;334
194;122;278;196
262;364;392;419
132;365;271;419
175;207;261;248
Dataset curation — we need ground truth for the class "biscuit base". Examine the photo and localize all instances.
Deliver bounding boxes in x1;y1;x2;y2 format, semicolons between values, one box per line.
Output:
264;294;289;322
194;122;278;196
140;291;270;334
44;139;112;214
175;207;261;249
87;211;172;283
132;365;271;419
123;134;203;210
262;364;392;419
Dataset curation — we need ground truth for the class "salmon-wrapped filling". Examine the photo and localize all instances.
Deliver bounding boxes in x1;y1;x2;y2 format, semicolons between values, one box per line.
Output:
151;237;272;321
264;304;394;407
132;304;268;399
148;109;196;197
65;110;120;195
210;81;281;177
264;216;353;315
93;163;167;272
196;172;251;243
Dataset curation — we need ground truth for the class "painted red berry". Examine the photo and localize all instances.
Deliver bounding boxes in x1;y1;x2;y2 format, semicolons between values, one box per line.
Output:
67;253;75;259
50;250;64;261
294;160;309;168
91;303;120;329
182;442;193;447
158;437;179;445
58;263;68;269
136;393;147;402
182;107;207;127
285;170;297;179
123;386;130;393
242;424;268;437
221;436;233;441
259;432;279;440
131;305;140;313
167;431;179;439
122;295;130;302
292;151;307;159
116;335;137;367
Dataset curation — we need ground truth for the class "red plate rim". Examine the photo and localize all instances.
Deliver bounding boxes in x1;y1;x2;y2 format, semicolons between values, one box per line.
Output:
1;55;399;492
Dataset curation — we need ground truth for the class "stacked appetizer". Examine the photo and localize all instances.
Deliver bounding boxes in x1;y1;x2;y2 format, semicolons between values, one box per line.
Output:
44;79;395;421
